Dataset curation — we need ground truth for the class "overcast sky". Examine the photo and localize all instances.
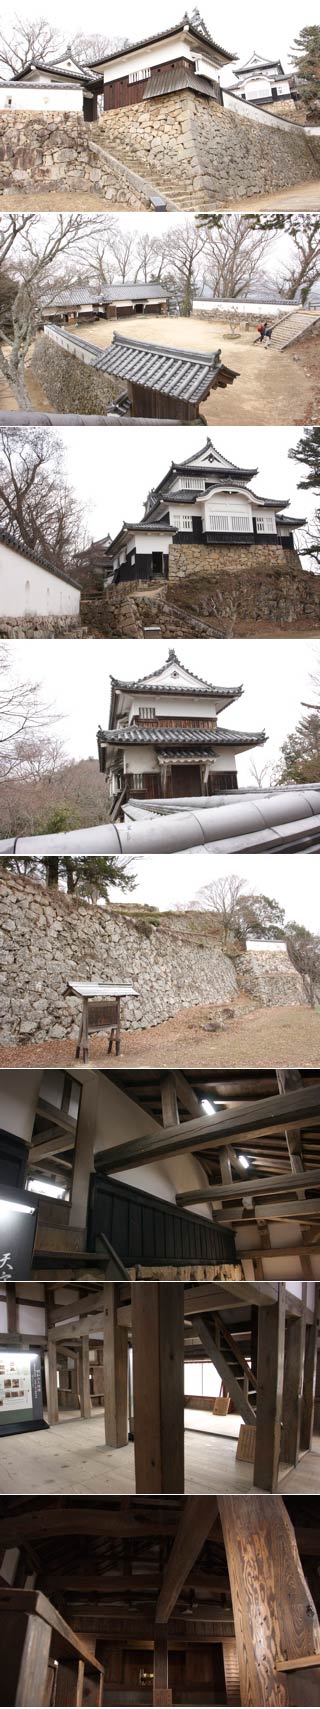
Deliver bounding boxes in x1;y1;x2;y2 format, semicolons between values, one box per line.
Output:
10;634;320;787
55;424;313;544
107;850;320;927
1;0;304;81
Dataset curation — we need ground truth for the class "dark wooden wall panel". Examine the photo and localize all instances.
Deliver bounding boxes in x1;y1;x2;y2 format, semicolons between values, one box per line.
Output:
88;1173;236;1267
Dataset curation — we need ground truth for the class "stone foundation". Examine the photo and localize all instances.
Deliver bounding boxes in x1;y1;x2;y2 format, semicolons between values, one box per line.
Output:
83;547;320;639
100;92;320;209
0;870;305;1046
0;96;319;212
168;542;302;581
0;614;86;638
30;335;123;415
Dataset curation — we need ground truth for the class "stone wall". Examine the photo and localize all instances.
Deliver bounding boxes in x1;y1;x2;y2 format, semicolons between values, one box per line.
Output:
0;870;305;1045
244;950;306;1008
0;614;86;638
86;547;320;639
30;336;123;416
100;93;320;209
0;113;146;206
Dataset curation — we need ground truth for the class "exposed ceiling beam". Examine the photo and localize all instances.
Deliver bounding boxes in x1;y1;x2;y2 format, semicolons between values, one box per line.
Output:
176;1167;320;1207
156;1497;218;1624
96;1086;320;1173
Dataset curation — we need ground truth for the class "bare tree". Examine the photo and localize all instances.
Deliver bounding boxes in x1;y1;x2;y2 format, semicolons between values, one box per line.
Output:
182;874;285;943
105;228;138;282
0;427;86;567
286;921;320;1007
0;644;63;779
276;216;320;304
197;214;274;300
0;213;106;406
71;33;129;63
161;221;208;314
0;12;63;76
134;232;165;283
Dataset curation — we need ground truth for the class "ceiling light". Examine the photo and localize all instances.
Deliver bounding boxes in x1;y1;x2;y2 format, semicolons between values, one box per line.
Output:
27;1178;67;1200
238;1154;250;1169
0;1198;34;1218
201;1098;217;1116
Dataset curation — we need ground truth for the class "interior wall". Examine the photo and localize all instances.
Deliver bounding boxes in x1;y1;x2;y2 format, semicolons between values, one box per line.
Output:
93;1075;213;1219
0;1071;42;1141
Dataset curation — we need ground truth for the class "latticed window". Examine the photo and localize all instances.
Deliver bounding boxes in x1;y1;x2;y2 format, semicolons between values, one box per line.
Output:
171;513;193;531
255;515;266;533
139;706;156;719
128;67;151;82
230;514;252;532
209;513;229;530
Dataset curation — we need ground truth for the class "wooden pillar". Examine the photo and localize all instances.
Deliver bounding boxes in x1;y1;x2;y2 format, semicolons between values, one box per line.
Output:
44;1338;59;1427
300;1290;319;1452
79;1337;91;1420
153;1625;172;1706
132;1284;184;1493
69;1075;99;1232
282;1291;307;1466
222;1639;241;1707
253;1284;286;1490
0;1610;52;1706
6;1285;17;1337
55;1660;84;1705
103;1284;128;1448
161;1076;179;1128
218;1495;320;1706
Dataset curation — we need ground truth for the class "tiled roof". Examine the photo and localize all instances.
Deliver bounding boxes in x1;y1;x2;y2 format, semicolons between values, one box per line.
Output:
42;281;167;309
88;16;234;69
95;334;238;402
0;528;81;589
98;722;266;750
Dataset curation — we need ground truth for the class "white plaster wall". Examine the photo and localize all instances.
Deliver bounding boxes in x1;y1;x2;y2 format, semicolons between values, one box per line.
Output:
0;1070;42;1140
100;36;221;84
129;695;218;718
131;531;170;555
0;84;83;110
223;88;298;130
92;1074;213;1218
0;541;80;617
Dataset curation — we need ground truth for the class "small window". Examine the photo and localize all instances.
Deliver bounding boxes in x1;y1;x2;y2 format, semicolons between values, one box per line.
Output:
139;706;156;719
209;513;228;531
230;514;252;533
128;67;151;83
171;513;193;531
255;516;265;533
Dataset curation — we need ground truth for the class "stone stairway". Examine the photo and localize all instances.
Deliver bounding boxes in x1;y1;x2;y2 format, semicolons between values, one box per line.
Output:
270;308;320;348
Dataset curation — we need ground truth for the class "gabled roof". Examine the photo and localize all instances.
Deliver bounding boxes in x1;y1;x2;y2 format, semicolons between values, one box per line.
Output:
95;334;238;403
0;528;81;589
110;649;243;702
12;54;99;87
88;15;234;69
234;50;284;77
145;441;258;509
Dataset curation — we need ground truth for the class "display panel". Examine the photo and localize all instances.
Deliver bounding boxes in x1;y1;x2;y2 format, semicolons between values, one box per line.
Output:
0;1350;44;1435
0;1189;38;1280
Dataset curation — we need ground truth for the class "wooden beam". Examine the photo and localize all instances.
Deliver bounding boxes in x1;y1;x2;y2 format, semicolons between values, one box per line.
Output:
97;1085;320;1173
44;1338;59;1427
176;1167;320;1207
103;1285;128;1449
172;1073;200;1119
277;1070;305;1190
161;1076;179;1129
156;1497;218;1624
253;1285;286;1490
282;1288;307;1466
69;1077;99;1232
132;1285;184;1493
300;1288;319;1452
218;1495;320;1706
214;1315;257;1389
153;1625;172;1707
196;1316;256;1425
78;1337;91;1421
0;1512;179;1547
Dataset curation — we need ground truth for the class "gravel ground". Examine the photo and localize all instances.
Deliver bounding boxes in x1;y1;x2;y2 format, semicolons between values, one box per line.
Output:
0;1003;319;1068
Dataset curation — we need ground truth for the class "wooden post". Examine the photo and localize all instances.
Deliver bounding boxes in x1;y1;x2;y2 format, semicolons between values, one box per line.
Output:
218;1495;320;1706
55;1660;84;1705
103;1284;128;1448
300;1290;319;1452
153;1625;172;1706
282;1289;307;1465
132;1284;184;1493
222;1638;241;1706
0;1610;52;1706
161;1076;179;1128
69;1076;99;1232
6;1285;17;1337
45;1339;59;1427
78;1337;91;1421
253;1284;286;1490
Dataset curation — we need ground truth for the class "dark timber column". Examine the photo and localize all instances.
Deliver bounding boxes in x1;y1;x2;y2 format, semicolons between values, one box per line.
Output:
103;1284;128;1448
218;1495;320;1706
282;1291;307;1465
79;1336;91;1420
153;1625;172;1706
132;1283;184;1492
44;1337;59;1427
300;1288;319;1451
254;1283;286;1490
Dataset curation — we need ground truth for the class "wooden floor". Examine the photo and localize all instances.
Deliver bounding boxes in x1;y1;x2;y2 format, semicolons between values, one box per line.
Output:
1;1414;319;1495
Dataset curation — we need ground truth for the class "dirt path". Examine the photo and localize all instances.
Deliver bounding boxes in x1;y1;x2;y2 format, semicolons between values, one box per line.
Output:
0;190;111;210
234;179;320;211
72;311;315;426
1;1004;319;1069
